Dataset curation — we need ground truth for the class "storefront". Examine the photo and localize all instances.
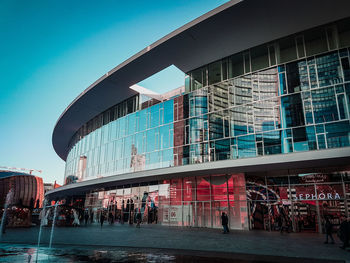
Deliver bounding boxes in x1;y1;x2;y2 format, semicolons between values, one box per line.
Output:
246;171;350;233
75;171;350;233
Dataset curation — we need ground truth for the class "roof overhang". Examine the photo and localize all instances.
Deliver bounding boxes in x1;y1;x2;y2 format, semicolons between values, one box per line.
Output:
53;0;350;161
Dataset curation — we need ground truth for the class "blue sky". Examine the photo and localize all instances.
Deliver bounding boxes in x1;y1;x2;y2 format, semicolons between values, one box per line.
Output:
0;0;227;184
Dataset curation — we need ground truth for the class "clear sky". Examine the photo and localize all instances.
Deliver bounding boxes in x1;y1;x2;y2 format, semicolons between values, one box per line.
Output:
0;0;227;184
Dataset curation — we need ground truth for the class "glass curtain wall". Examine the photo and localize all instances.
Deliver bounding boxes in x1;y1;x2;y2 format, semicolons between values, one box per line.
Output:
64;18;350;184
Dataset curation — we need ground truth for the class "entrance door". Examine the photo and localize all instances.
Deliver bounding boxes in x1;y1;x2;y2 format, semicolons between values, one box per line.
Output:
196;201;211;227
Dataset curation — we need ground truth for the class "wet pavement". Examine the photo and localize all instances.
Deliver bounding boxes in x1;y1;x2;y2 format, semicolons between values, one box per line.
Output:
0;224;349;262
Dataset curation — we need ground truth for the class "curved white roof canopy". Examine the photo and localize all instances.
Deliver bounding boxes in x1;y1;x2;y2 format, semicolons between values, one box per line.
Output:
53;0;350;161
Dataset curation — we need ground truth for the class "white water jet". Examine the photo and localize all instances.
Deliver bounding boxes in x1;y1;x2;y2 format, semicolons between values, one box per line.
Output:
35;198;47;263
49;201;59;248
0;189;13;239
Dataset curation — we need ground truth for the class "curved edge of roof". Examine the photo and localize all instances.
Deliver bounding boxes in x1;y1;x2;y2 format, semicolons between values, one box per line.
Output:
54;0;241;129
53;0;350;162
52;0;242;161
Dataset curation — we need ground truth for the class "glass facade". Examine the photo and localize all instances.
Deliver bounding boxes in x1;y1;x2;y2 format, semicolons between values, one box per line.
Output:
65;23;350;183
58;17;350;232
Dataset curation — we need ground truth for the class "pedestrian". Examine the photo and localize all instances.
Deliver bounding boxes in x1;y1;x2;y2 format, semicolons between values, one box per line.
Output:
90;211;94;223
100;211;105;228
84;210;89;226
338;217;349;249
324;216;334;244
280;215;289;234
136;210;141;228
221;212;229;234
72;209;80;227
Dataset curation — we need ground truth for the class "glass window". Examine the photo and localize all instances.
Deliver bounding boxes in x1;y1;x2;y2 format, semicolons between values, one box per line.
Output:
296;36;305;58
237;135;256;158
337;18;350;48
229;53;244;78
325;120;350;148
341;57;350;82
190;66;206;91
311;87;338;123
268;45;276;66
279;36;297;63
326;26;338;50
222;58;228;81
208;61;222;85
316;52;343;87
209;112;224;140
263;130;281;155
281;94;305;128
293;127;309;152
338;94;348;119
214;139;230;161
251;45;269;72
305;27;328;56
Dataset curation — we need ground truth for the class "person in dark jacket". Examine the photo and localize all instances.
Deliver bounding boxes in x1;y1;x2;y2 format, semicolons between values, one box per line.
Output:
324;216;334;244
221;212;229;234
100;211;105;229
338;217;349;249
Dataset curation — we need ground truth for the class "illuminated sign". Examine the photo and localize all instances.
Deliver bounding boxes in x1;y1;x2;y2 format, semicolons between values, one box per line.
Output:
296;192;341;200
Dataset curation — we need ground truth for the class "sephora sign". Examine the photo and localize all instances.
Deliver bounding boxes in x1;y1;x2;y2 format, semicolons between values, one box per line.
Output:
296;192;341;200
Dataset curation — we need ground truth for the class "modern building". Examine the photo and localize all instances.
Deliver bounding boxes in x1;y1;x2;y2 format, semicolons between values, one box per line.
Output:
48;0;350;233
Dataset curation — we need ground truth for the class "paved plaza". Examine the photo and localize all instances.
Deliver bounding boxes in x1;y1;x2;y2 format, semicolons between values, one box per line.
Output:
1;223;349;262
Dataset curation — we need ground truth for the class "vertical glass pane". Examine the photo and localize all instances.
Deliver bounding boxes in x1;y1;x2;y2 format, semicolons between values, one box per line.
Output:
268;45;276;66
296;36;305;58
229;53;244;78
341;57;350;82
279;36;297;63
251;45;269;72
337;94;348;119
312;87;338;123
317;134;326;149
337;18;350;48
325;121;350;148
208;61;221;85
281;94;305;128
305;27;328;56
316;52;343;87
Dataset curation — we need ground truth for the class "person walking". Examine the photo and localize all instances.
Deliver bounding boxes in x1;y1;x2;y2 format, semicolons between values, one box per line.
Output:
339;217;349;249
100;210;105;229
84;210;89;226
136;210;141;228
324;216;334;244
221;212;229;234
